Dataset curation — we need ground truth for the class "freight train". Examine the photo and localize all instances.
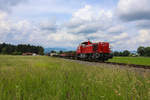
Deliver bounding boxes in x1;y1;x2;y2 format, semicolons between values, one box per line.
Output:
55;40;113;62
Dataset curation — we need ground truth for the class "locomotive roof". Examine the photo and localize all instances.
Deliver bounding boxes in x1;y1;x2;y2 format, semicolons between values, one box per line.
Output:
81;41;92;45
81;42;88;44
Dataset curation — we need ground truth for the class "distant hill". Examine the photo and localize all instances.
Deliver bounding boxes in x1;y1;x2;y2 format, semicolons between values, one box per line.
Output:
44;47;75;54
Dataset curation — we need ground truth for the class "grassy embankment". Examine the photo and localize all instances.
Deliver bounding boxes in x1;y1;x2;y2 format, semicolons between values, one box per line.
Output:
0;55;150;100
108;57;150;66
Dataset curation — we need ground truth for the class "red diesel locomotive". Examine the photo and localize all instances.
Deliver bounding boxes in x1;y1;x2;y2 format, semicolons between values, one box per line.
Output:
76;40;113;61
56;40;113;62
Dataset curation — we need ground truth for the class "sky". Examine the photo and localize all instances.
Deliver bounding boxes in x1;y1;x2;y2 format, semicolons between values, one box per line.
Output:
0;0;150;51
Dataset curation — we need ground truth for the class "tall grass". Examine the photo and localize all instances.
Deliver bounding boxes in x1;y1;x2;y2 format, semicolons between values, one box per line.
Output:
0;56;150;100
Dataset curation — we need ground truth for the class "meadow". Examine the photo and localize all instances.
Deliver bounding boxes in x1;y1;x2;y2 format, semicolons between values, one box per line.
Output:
0;55;150;100
108;57;150;66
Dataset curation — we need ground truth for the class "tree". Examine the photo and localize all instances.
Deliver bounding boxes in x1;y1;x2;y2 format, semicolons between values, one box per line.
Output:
51;50;56;53
144;47;150;57
119;52;123;56
137;46;145;56
113;51;120;56
37;46;44;55
122;50;130;56
1;47;7;54
0;43;44;55
59;51;63;54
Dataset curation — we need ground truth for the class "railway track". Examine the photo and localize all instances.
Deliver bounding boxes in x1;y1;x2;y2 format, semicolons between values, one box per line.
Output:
60;57;150;70
103;62;150;69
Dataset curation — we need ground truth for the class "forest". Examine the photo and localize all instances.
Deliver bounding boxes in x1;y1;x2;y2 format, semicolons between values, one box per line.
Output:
0;43;44;55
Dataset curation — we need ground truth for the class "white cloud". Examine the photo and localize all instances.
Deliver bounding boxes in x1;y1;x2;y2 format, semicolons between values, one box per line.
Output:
66;5;113;34
117;0;150;21
112;33;128;40
136;29;150;43
121;29;150;50
0;11;7;20
0;0;28;11
39;19;58;32
107;25;126;34
73;5;94;21
0;10;85;47
135;20;150;28
71;5;113;22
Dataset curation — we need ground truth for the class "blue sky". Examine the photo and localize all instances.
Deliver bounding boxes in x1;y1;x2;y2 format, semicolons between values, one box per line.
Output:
0;0;150;51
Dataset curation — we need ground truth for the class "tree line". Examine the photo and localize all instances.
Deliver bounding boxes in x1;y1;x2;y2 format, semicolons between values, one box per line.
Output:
137;46;150;56
0;43;44;55
113;50;131;56
113;46;150;57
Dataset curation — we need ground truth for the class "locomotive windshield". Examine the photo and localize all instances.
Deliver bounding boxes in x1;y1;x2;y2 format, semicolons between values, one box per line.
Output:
81;42;88;45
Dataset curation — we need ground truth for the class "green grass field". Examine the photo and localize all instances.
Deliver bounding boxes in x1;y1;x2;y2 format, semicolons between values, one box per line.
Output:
0;55;150;100
108;57;150;66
